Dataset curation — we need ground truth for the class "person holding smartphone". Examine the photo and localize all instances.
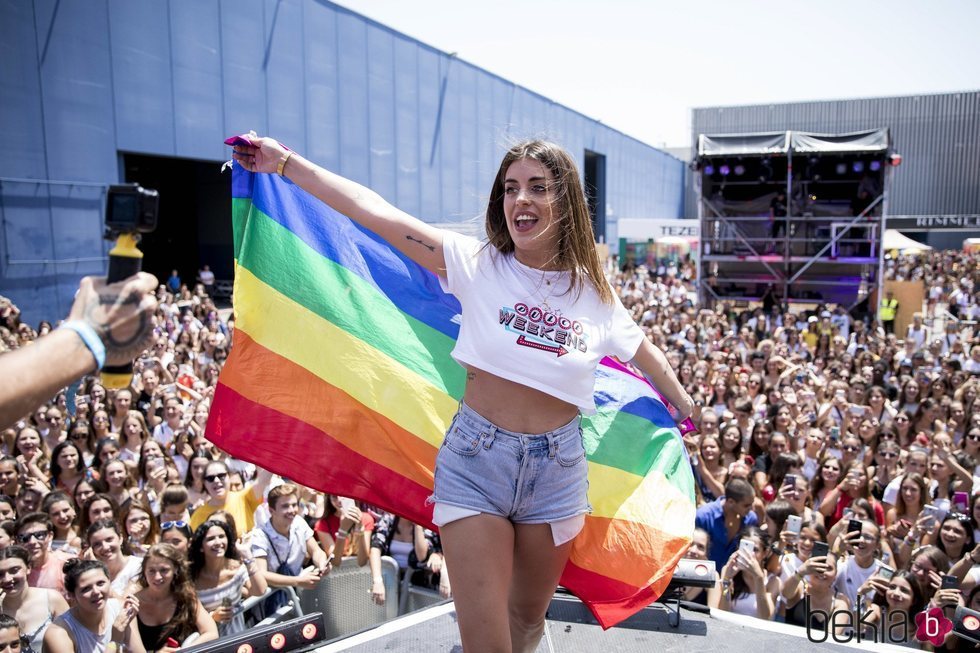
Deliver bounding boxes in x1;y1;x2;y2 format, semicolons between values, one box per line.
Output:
834;519;886;608
781;547;850;634
712;527;779;620
819;460;885;528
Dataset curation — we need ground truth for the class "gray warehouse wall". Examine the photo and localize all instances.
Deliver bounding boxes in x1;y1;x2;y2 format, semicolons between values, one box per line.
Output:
0;0;684;324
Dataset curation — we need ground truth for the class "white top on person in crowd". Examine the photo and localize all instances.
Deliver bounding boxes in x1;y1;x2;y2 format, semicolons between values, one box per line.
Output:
440;231;644;414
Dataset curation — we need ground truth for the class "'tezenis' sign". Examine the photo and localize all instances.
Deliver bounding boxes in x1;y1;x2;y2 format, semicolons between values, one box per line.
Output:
887;215;980;232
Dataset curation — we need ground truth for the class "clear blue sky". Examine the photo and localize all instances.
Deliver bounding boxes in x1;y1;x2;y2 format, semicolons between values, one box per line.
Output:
334;0;980;148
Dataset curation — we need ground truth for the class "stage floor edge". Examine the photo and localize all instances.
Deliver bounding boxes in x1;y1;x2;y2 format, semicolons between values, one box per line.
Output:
313;595;919;652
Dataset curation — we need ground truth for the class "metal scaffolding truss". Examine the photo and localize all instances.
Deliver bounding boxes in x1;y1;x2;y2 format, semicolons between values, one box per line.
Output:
694;129;896;311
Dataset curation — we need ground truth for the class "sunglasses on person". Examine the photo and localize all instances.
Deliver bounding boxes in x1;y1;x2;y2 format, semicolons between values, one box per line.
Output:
16;530;49;543
967;433;980;442
204;472;228;483
878;451;899;459
160;520;188;530
878;432;896;440
842;445;861;453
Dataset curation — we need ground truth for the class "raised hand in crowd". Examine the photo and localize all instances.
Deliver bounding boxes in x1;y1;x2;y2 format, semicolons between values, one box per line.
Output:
0;273;158;429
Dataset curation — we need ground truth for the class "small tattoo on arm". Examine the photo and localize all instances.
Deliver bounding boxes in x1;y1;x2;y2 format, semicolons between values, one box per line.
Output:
406;235;435;252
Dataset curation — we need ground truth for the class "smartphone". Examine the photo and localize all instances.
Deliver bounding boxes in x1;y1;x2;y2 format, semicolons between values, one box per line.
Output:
221;597;232;608
786;515;803;535
783;474;797;488
829;426;841;444
922;504;942;526
878;563;896;581
835;390;846;402
739;539;757;555
849;406;865;416
847;519;863;535
941;574;959;590
339;497;355;511
954;491;970;513
811;541;830;559
796;372;806;384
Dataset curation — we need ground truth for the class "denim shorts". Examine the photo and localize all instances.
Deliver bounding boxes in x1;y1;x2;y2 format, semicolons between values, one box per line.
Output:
430;402;591;530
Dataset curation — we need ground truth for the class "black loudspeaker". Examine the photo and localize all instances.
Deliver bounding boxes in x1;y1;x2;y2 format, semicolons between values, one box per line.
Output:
666;558;717;590
953;605;980;645
181;613;327;653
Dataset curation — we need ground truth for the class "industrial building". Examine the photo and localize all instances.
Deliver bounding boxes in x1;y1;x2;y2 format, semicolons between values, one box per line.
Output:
0;0;684;324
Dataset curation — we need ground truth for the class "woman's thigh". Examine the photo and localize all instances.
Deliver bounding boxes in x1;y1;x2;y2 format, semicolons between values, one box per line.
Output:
509;522;573;624
440;514;516;650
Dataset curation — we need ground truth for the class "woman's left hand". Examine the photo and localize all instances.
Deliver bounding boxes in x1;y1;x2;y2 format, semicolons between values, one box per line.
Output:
231;135;289;175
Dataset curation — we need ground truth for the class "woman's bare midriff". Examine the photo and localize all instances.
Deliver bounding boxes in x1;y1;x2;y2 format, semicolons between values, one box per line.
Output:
461;364;579;434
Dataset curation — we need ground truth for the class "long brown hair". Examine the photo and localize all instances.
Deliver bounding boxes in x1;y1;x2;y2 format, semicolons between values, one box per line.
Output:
484;140;612;304
138;543;199;642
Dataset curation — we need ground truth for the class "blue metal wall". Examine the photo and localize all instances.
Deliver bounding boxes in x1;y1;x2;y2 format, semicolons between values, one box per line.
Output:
0;0;684;324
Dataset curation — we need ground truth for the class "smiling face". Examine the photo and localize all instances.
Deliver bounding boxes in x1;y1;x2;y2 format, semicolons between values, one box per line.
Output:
721;428;741;453
202;525;228;559
700;437;720;462
886;576;915;611
501;158;560;269
48;500;76;531
16;429;40;456
820;458;841;485
142;555;175;593
73;568;111;615
88;499;114;526
0;557;28;596
104;461;128;489
939;519;968;550
89;528;122;563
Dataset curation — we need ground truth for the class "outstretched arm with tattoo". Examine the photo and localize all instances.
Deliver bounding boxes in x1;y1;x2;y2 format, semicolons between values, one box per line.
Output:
0;273;158;429
231;136;447;276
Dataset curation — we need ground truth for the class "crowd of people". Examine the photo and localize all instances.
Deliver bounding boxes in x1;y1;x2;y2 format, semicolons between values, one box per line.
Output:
0;278;449;652
0;247;978;650
623;249;980;648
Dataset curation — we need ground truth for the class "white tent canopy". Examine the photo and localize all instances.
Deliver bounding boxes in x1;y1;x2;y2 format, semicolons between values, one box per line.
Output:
883;229;932;252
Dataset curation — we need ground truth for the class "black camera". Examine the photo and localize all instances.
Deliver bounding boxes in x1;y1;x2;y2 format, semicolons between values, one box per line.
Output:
105;183;159;235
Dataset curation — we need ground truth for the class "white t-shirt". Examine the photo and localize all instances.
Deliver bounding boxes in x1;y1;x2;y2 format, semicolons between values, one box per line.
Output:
439;233;645;414
834;556;881;607
251;516;313;573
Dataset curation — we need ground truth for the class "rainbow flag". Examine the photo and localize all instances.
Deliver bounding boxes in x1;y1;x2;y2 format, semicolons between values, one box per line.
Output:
207;153;695;628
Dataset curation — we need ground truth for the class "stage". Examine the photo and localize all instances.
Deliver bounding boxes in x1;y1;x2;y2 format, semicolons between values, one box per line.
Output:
314;594;914;652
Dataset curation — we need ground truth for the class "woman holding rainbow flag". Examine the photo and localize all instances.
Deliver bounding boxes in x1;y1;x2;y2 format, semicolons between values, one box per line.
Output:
231;137;693;653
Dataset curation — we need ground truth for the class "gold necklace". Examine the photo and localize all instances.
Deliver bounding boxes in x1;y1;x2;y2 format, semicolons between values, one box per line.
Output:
510;256;564;313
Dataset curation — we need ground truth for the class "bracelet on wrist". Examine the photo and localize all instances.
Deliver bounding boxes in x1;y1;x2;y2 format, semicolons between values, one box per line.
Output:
276;151;293;176
61;320;106;370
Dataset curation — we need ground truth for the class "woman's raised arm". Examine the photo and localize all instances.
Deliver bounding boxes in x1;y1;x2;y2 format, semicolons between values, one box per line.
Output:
232;137;447;275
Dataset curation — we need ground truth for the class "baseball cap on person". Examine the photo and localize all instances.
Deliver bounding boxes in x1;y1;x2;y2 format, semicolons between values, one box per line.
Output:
821;310;831;318
808;316;818;323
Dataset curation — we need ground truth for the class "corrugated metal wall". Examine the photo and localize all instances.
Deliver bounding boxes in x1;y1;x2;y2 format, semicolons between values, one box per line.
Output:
0;0;684;323
686;92;980;236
